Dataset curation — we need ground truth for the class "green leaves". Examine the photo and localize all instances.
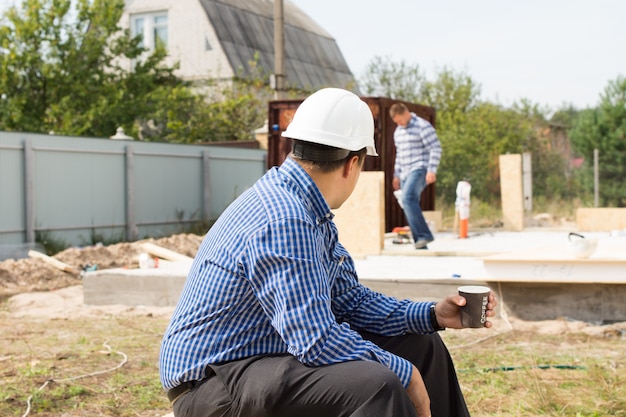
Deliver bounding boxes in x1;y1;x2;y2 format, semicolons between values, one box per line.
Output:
358;56;626;206
570;76;626;206
0;0;271;144
359;56;425;102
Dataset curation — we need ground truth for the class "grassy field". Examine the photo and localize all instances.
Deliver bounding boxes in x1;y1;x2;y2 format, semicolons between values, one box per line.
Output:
1;306;624;417
444;325;625;416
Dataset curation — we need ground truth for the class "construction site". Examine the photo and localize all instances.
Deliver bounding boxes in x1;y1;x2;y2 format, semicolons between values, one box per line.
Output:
1;110;625;417
2;211;626;416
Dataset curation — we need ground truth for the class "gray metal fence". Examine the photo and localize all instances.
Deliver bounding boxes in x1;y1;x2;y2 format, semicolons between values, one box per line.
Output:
0;131;267;248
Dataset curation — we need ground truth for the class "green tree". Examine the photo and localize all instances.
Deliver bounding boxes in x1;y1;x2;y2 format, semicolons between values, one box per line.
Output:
359;55;425;102
569;76;626;206
358;56;578;206
0;0;187;138
0;0;272;143
134;55;275;143
418;67;480;115
438;101;537;202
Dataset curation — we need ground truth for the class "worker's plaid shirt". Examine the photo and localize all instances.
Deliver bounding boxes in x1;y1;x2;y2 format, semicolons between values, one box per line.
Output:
159;157;438;391
393;113;442;180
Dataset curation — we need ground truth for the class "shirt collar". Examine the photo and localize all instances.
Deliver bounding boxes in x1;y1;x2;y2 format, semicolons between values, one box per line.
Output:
279;158;334;224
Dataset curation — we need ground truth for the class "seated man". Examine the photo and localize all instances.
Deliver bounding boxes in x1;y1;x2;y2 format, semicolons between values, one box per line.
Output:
159;88;498;417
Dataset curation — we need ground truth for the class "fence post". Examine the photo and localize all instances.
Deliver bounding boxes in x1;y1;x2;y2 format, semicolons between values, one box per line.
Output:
202;150;211;222
24;138;35;244
125;145;138;241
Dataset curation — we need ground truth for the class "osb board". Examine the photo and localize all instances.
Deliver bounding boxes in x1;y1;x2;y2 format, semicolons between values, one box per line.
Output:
499;154;524;231
577;208;626;232
334;171;385;258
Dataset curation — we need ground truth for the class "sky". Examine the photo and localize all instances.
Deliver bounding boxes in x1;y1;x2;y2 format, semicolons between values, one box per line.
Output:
289;0;626;110
1;0;624;110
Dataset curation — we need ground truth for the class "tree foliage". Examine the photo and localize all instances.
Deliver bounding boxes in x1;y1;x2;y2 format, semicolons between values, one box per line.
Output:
0;0;185;137
0;0;269;143
360;56;424;102
360;55;626;209
360;57;549;203
569;76;626;206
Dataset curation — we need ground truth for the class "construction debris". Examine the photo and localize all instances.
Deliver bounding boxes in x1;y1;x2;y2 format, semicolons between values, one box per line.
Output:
28;250;79;274
0;234;203;299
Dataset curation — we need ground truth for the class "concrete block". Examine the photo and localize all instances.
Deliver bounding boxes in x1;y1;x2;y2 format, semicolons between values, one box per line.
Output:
83;263;190;306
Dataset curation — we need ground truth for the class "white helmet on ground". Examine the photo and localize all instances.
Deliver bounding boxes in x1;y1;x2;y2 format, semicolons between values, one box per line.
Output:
282;88;378;157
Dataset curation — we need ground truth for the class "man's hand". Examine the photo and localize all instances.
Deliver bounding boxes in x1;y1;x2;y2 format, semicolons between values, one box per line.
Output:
435;292;498;329
392;176;401;191
406;365;431;417
426;171;436;185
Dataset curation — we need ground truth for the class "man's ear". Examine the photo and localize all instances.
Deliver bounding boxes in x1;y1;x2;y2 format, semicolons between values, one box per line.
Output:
343;155;360;178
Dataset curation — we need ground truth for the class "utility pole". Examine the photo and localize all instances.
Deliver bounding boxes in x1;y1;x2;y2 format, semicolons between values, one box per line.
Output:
273;0;286;99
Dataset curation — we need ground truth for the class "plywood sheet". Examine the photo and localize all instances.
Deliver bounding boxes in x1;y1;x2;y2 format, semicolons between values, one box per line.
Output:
334;171;385;257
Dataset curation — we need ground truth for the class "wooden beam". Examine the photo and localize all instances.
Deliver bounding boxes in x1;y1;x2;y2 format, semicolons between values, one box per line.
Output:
141;243;194;263
28;250;78;274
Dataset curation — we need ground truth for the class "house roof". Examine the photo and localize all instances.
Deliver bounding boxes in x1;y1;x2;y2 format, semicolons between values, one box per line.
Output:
199;0;359;93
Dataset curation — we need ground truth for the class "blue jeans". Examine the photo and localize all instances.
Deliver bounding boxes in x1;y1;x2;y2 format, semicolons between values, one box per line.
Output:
401;169;433;242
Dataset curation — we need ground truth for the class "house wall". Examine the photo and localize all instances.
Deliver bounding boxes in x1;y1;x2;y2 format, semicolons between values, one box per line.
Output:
120;0;234;82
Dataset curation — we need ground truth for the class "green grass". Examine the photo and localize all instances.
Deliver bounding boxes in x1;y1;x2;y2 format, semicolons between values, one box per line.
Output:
1;312;623;416
443;329;626;416
0;316;170;417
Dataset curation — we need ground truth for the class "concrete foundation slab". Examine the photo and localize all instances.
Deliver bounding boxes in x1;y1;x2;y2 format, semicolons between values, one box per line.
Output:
83;262;191;307
82;232;626;323
483;237;626;283
490;282;626;323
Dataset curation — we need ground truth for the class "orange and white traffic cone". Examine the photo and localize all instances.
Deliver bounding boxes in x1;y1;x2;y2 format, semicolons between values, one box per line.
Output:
459;216;468;239
455;180;471;239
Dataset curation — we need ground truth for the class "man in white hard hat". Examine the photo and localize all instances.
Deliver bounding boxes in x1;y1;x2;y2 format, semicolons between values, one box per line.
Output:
159;88;497;417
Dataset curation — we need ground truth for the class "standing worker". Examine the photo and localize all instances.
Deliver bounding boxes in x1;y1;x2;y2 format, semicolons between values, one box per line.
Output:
390;103;442;249
160;88;497;417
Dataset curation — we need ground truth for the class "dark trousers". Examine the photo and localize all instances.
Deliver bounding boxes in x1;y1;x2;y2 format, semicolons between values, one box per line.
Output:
173;332;469;417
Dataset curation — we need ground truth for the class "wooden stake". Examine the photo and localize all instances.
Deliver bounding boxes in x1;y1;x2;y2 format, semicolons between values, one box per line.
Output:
28;250;79;274
141;242;194;263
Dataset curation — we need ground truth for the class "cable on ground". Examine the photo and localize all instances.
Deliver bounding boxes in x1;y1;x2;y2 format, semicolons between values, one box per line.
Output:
21;340;128;417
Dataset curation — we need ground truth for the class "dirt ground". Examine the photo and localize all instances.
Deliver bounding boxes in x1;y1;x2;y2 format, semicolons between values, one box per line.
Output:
1;233;624;417
0;233;204;301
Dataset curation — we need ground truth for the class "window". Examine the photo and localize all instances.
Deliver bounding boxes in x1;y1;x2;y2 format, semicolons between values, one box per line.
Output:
131;12;168;52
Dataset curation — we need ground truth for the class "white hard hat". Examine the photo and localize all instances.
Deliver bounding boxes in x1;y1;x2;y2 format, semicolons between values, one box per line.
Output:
282;88;378;156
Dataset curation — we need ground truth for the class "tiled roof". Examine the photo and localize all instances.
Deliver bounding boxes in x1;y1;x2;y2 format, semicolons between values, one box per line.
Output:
200;0;359;93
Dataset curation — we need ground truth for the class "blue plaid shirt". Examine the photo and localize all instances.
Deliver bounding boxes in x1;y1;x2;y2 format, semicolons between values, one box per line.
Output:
393;113;442;180
159;158;436;390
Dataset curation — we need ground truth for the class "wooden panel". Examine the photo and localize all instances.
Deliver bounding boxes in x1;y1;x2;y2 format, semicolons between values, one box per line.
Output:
333;171;385;257
499;154;524;231
577;208;626;232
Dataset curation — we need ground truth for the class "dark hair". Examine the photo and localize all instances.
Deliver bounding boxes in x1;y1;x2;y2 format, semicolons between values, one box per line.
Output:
290;140;367;173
